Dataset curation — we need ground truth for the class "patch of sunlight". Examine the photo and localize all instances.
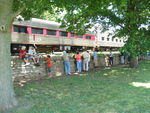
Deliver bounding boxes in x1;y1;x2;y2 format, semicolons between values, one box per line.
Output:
131;82;150;88
30;88;37;92
123;68;131;70
110;70;118;73
74;72;79;75
143;68;147;71
56;93;70;99
104;70;118;76
121;72;125;74
55;72;62;76
79;74;86;76
105;67;111;69
56;93;64;99
104;73;108;76
136;71;140;73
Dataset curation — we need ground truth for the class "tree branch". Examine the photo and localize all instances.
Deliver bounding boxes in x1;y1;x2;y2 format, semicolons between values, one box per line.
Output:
13;7;25;19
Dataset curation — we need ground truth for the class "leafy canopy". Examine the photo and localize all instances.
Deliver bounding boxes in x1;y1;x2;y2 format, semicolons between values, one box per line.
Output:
54;0;150;56
12;0;150;56
12;0;56;20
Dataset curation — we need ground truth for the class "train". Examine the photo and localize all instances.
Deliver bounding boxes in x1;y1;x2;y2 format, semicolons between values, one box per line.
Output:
11;18;96;55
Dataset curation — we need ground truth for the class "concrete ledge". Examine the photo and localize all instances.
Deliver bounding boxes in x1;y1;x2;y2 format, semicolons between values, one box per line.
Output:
12;55;120;81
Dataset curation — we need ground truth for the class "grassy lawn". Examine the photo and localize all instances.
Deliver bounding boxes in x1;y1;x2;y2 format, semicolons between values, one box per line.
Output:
4;61;150;113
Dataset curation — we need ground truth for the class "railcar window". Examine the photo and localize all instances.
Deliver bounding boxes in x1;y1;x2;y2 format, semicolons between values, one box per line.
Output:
60;31;68;37
71;33;74;37
14;26;27;33
102;37;104;41
32;28;43;34
47;30;56;36
86;36;91;39
78;35;83;38
116;39;118;42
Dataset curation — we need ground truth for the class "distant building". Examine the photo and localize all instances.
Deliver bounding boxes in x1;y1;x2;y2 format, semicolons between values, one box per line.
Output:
95;27;125;51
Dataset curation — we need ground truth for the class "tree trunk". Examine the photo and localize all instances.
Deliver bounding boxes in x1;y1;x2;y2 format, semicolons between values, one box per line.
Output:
0;0;17;110
129;56;138;68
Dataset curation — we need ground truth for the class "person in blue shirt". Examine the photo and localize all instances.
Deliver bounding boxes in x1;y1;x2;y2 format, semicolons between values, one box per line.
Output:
92;49;98;68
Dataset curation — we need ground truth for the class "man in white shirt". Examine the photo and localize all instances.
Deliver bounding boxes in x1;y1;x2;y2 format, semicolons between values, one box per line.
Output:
81;50;90;71
28;46;39;64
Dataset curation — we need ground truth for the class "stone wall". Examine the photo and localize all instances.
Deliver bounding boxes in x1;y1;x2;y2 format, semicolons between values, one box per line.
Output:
146;56;150;60
11;55;120;81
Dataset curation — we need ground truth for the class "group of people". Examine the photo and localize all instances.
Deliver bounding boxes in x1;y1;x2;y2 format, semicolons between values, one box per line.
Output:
62;49;99;75
19;45;53;77
19;46;116;77
19;46;40;66
119;52;131;64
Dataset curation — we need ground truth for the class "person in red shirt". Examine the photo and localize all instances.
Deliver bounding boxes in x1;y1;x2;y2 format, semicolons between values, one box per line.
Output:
75;52;82;73
44;55;53;77
19;46;29;65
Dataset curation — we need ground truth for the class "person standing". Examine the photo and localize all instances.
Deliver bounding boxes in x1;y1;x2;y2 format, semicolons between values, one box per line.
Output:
44;55;53;77
124;54;129;64
92;49;98;68
120;52;125;64
109;50;113;66
62;50;71;75
81;49;90;72
105;55;110;68
75;52;82;73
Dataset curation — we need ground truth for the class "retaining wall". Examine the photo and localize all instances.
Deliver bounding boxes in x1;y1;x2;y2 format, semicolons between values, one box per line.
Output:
11;55;120;81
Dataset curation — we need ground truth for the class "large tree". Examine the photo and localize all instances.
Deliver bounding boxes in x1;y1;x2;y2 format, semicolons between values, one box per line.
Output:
54;0;150;68
0;0;56;110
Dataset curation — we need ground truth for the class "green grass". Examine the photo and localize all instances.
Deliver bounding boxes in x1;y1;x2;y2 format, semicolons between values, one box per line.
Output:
4;61;150;113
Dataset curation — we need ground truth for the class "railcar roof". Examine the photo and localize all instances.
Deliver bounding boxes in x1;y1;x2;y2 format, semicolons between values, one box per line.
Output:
13;18;94;35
